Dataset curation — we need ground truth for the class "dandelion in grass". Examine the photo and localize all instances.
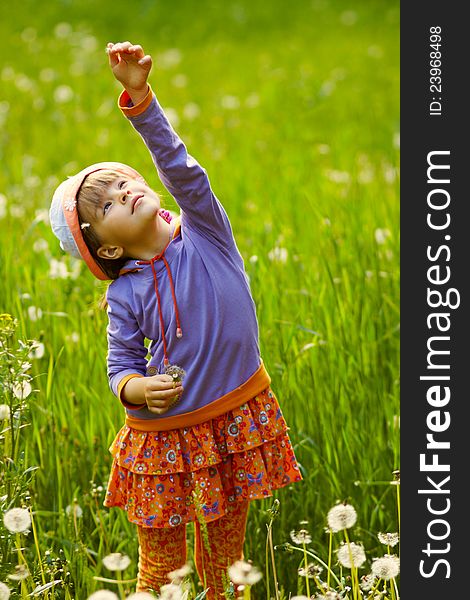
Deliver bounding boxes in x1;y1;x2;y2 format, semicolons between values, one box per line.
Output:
0;582;11;600
371;554;400;580
228;560;262;586
167;563;192;583
12;380;32;399
327;503;357;532
27;306;43;321
314;592;341;600
0;404;10;420
159;583;184;600
126;593;156;600
290;529;312;545
268;246;288;263
291;597;309;600
360;573;376;591
3;507;31;533
298;563;323;578
7;564;30;581
65;502;83;519
102;553;131;571
337;542;366;568
378;532;399;547
54;85;74;104
87;591;119;600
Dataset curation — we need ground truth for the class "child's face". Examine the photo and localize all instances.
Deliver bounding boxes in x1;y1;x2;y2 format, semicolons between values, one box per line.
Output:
91;175;161;256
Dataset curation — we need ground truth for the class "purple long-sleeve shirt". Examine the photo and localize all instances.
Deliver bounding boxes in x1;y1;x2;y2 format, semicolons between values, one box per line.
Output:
106;91;263;421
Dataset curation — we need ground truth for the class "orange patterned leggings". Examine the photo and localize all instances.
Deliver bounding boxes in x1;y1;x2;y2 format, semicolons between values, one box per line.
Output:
136;500;250;599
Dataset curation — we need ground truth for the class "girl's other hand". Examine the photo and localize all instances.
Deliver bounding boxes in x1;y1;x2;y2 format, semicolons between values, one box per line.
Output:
143;374;183;415
106;41;152;105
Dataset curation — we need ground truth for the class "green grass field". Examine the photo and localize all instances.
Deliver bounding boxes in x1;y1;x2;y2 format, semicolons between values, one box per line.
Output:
0;1;399;598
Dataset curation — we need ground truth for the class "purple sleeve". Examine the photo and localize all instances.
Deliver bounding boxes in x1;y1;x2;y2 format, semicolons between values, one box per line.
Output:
106;285;148;397
126;96;235;249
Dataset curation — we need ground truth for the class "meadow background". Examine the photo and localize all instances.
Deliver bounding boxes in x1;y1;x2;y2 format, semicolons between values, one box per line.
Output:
0;0;399;597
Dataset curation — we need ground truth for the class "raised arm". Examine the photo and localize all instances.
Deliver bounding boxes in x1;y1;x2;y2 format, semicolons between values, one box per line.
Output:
107;41;235;248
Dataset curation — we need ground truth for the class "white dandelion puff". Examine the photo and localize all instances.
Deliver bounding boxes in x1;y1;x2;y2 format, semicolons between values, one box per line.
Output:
371;554;400;580
221;95;240;110
228;560;263;586
33;239;49;253
54;85;74;104
298;563;323;578
245;93;260;108
337;542;366;568
102;552;131;571
327;503;357;532
291;597;310;600
159;584;184;600
65;332;80;344
87;591;119;600
49;259;70;279
66;503;83;519
374;228;391;244
3;507;32;533
167;563;192;582
315;593;341;600
325;169;350;184
378;532;399;547
290;529;312;545
0;582;11;600
360;573;376;591
0;404;10;420
183;102;200;121
126;593;157;600
28;341;45;360
268;247;288;263
12;381;32;400
27;306;43;321
80;222;90;230
7;564;30;581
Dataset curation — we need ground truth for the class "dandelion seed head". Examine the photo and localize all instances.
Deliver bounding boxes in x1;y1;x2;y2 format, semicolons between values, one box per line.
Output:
102;552;131;571
290;529;312;545
87;591;119;600
298;562;323;578
7;564;30;581
3;507;32;533
159;583;184;600
126;594;156;600
228;560;262;586
0;582;11;600
268;246;288;263
183;102;200;121
378;532;399;547
371;554;400;580
360;573;376;591
66;502;83;519
27;306;43;321
314;592;341;600
337;542;366;568
0;404;10;420
327;503;357;532
374;228;391;245
167;563;192;582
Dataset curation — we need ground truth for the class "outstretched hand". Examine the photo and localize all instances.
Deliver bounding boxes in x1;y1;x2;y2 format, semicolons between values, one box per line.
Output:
106;41;152;105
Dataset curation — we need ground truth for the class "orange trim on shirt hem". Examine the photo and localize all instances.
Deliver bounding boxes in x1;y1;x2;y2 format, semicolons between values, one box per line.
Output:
118;85;153;117
125;362;271;431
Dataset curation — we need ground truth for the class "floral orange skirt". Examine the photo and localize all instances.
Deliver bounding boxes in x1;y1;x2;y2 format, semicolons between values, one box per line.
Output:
103;387;303;528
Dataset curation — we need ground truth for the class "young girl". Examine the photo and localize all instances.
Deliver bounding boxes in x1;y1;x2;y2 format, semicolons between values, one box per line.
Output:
49;41;302;598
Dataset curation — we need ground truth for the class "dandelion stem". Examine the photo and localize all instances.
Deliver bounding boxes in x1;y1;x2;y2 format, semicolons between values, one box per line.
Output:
287;545;342;588
265;524;271;600
243;584;251;600
267;519;280;600
302;542;310;598
327;529;332;589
